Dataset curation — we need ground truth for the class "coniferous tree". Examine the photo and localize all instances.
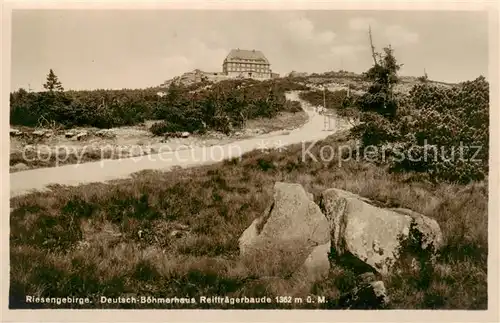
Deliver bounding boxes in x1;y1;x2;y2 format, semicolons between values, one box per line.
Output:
357;27;403;119
43;69;64;92
359;45;402;119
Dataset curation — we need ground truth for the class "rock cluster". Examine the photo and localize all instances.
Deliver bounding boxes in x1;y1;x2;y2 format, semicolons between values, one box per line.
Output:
11;128;55;139
238;182;443;308
95;129;117;139
65;130;90;140
163;131;191;139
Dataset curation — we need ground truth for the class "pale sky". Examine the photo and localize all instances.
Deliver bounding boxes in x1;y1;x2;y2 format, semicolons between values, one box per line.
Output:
11;10;488;91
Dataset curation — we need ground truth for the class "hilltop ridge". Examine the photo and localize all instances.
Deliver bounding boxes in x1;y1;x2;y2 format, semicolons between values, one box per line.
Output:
160;69;456;95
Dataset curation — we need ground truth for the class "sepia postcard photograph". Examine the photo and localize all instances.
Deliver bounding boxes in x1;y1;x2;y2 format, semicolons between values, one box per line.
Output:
1;0;499;321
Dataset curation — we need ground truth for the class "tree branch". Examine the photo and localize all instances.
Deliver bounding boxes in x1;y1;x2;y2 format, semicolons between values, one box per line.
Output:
368;25;378;66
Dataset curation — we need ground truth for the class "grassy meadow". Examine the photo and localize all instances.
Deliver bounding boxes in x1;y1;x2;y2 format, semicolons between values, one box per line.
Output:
9;131;488;309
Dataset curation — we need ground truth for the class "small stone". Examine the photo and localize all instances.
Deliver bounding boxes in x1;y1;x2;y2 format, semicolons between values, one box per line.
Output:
76;241;90;250
369;280;389;306
65;131;76;138
76;131;88;140
33;130;46;136
12;163;29;171
175;223;189;230
338;274;389;309
10;128;22;136
360;272;376;284
170;230;183;238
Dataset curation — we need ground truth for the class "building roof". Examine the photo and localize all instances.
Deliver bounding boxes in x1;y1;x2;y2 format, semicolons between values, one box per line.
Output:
224;49;269;64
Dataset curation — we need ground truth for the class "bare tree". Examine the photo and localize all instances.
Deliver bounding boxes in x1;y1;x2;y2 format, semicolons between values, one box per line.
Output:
368;25;378;66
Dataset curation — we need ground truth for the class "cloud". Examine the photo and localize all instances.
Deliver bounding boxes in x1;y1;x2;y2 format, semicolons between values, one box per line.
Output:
385;25;419;46
330;44;366;57
285;16;336;46
349;17;378;31
347;17;419;48
316;31;336;45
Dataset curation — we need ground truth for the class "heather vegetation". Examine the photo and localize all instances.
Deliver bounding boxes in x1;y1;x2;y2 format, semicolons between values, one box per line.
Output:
299;45;489;184
10;86;158;129
364;77;489;183
10;72;306;134
150;79;304;135
9;131;487;309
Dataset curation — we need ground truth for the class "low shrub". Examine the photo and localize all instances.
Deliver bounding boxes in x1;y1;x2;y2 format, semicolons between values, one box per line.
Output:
354;76;489;183
10;79;309;133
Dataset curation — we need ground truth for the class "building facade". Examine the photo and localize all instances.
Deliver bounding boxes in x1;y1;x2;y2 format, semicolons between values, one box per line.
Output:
161;49;279;87
222;49;273;79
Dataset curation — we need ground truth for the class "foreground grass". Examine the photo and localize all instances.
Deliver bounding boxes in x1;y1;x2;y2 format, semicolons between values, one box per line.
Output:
9;131;487;309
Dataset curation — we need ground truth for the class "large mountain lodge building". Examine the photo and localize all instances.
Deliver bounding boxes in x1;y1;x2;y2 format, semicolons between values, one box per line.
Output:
222;49;274;80
161;48;278;87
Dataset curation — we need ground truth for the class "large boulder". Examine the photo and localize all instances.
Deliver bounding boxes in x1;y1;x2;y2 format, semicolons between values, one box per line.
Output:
320;188;443;275
239;182;330;278
300;241;331;281
390;207;444;252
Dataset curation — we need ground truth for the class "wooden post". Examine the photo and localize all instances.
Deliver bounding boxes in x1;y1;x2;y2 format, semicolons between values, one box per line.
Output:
323;85;326;110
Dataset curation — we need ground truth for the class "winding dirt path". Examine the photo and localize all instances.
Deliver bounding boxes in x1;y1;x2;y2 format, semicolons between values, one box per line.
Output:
10;92;347;198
